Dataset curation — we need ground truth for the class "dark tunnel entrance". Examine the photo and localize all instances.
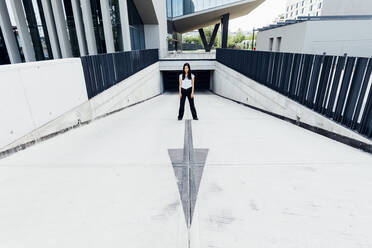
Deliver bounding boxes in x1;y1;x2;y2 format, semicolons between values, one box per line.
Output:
162;70;211;92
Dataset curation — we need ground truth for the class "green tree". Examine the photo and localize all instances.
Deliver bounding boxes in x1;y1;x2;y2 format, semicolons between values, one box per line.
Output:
184;36;202;45
232;28;247;44
183;26;256;50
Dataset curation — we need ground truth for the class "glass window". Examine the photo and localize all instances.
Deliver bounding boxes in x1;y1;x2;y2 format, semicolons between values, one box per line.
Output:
0;28;11;65
110;0;123;51
63;0;80;57
127;0;145;50
23;0;51;60
167;0;259;18
167;0;173;18
90;0;107;54
34;0;53;59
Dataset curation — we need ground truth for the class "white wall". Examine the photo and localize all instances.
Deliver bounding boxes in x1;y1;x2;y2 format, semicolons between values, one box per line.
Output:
257;19;372;57
305;20;372;57
212;62;372;145
322;0;372;16
256;22;307;53
0;60;162;153
0;58;88;150
144;25;161;49
89;62;161;118
151;0;168;58
284;0;324;20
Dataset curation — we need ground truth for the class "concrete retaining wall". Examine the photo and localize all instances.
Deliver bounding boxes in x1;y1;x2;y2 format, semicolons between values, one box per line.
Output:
0;60;161;152
212;62;372;145
0;59;88;151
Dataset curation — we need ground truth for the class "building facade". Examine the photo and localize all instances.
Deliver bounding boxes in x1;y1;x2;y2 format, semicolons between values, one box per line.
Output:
0;0;168;65
284;0;324;20
321;0;372;16
257;16;372;57
283;0;372;21
258;0;372;57
0;0;265;65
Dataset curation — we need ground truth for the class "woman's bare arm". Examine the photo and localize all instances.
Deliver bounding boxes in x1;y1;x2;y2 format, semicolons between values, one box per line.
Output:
191;76;195;98
179;75;182;98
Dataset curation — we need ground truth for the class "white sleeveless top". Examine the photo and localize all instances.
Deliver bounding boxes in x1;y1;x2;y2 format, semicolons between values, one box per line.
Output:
179;73;195;89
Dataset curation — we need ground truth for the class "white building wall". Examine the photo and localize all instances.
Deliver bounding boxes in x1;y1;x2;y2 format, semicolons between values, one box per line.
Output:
144;25;161;49
304;20;372;57
151;0;169;58
284;0;324;20
256;21;307;53
284;0;372;21
257;19;372;57
321;0;372;16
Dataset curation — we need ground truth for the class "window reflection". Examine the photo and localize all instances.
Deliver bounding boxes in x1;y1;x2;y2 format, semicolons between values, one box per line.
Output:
127;0;145;50
167;0;241;18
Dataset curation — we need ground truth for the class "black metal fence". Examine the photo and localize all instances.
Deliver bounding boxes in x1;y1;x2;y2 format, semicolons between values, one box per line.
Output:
216;48;372;139
81;49;159;99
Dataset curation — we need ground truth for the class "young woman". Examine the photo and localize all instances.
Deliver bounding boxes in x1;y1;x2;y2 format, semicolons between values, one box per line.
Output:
178;63;198;120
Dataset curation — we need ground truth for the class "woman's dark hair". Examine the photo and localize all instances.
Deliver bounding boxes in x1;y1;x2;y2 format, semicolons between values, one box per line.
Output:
182;63;192;80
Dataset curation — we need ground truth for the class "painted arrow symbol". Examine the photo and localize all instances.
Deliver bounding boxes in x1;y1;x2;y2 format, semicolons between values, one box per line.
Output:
168;120;209;228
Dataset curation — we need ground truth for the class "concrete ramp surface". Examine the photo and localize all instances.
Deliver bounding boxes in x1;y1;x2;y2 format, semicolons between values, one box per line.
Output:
0;93;372;248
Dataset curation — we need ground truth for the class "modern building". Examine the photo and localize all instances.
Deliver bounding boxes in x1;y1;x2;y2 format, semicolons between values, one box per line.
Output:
0;0;265;65
257;0;372;57
284;0;324;20
283;0;372;21
321;0;372;16
1;1;372;247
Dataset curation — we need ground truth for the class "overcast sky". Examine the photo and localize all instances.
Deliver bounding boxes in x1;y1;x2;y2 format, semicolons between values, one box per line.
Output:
230;0;287;32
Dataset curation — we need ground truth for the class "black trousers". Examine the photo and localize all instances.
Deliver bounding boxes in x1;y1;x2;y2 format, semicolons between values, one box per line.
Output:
178;87;198;119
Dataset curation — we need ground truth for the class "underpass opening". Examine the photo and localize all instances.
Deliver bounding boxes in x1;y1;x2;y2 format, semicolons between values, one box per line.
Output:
162;70;212;92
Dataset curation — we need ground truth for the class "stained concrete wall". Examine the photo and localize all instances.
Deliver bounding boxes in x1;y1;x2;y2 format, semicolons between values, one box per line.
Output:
0;58;88;150
89;62;161;118
212;62;372;145
0;60;162;152
256;19;372;57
